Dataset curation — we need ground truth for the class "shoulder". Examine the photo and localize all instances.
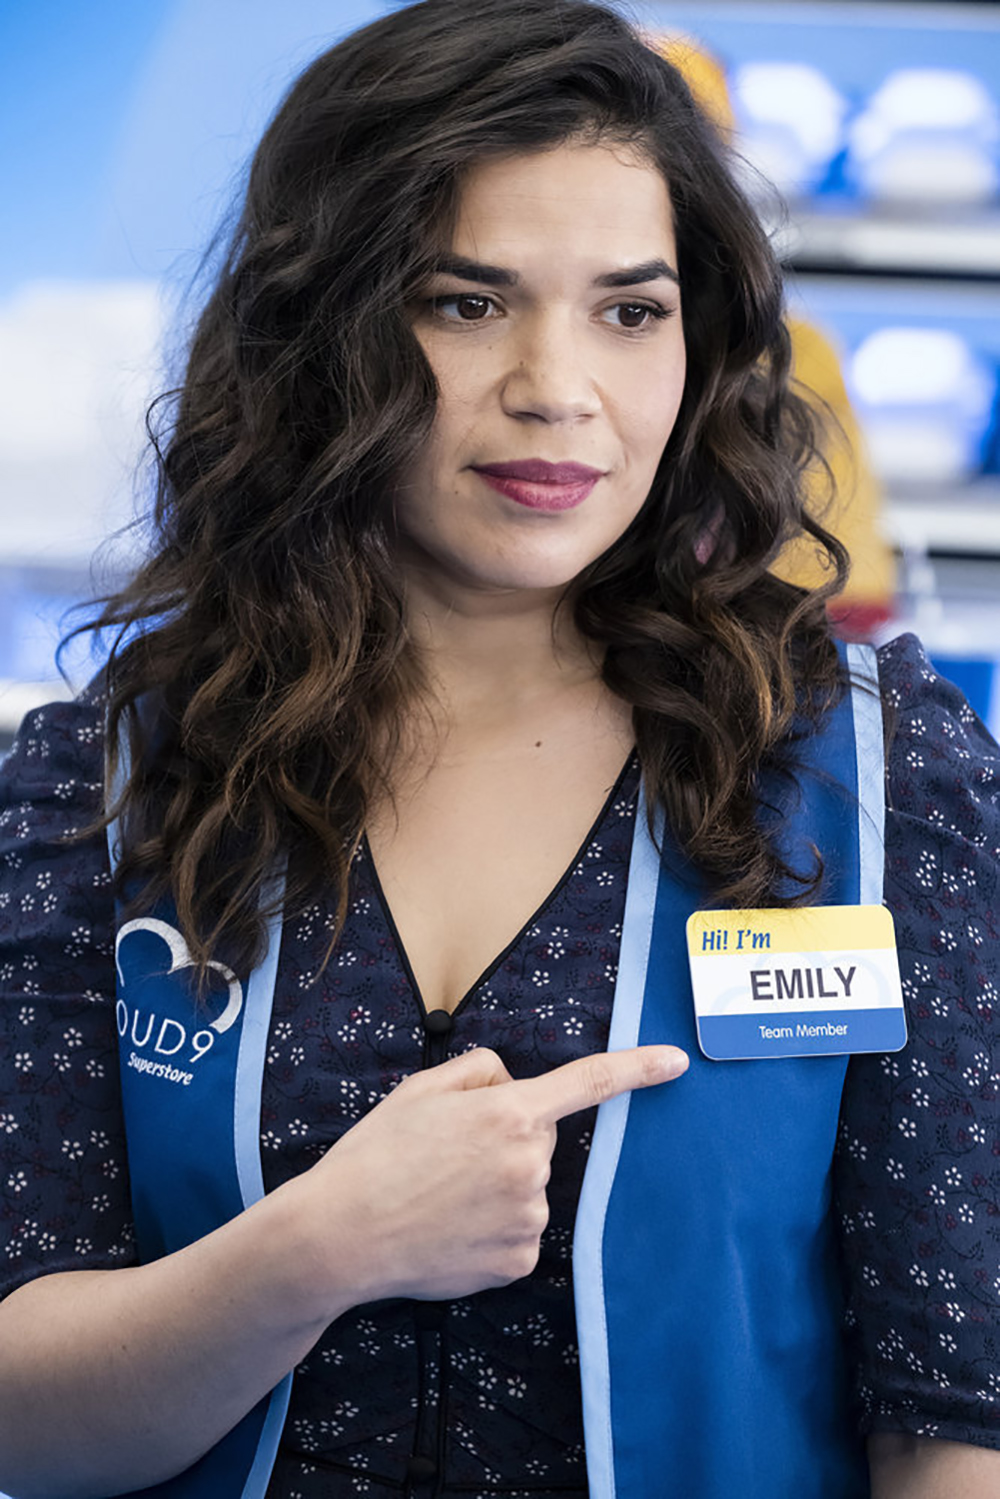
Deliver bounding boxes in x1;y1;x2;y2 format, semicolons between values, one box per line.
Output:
876;630;998;762
1;687;107;824
0;688;111;984
875;632;998;1064
836;635;1000;1448
0;692;134;1300
876;632;1000;858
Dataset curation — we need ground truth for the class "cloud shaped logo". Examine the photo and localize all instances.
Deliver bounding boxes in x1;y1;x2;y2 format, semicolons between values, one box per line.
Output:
115;917;243;1033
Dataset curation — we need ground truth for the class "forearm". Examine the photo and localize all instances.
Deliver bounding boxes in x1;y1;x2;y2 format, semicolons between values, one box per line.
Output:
0;1179;345;1499
0;1045;683;1498
869;1432;1000;1498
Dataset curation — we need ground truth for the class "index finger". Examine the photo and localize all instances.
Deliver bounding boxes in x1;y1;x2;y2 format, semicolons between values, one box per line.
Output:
517;1045;689;1124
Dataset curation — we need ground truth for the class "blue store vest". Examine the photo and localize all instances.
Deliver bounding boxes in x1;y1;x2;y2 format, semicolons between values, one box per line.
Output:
108;642;883;1498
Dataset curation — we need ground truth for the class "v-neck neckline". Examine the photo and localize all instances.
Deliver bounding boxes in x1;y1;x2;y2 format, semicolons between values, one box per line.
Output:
363;751;639;1024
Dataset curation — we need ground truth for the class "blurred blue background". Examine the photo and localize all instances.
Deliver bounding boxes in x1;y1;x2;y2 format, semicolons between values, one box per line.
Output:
1;0;999;742
0;0;389;731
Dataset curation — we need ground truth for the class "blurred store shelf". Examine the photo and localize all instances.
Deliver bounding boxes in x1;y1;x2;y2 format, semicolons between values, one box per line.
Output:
884;480;1000;555
773;208;1000;279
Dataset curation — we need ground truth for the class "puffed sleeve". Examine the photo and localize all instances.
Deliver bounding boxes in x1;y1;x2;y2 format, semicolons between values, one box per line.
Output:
0;693;137;1300
835;633;1000;1448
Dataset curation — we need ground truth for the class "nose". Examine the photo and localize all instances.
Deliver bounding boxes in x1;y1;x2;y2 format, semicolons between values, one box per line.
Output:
499;310;601;424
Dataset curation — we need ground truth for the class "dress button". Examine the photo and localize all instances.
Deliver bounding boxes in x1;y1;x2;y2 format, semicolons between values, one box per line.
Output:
406;1454;438;1483
423;1008;454;1036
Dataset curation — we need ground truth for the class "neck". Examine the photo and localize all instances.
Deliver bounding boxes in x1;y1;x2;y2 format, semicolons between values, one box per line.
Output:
401;564;602;720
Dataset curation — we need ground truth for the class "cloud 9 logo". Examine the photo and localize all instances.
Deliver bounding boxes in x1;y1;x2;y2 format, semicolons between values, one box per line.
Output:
115;919;244;1086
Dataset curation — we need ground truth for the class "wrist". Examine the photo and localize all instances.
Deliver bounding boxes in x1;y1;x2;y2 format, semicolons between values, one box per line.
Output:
263;1158;383;1325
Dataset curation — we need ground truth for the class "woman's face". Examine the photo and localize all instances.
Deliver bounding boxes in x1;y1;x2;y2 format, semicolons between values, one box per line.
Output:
400;140;686;602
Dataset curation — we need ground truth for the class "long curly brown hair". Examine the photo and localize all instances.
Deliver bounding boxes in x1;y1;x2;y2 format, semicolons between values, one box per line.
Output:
82;0;847;982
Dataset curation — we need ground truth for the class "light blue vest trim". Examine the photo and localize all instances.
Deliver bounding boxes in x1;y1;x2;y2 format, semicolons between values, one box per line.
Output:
107;755;292;1499
241;1372;291;1499
574;657;883;1499
233;875;292;1499
847;642;885;907
104;651;883;1497
235;865;286;1209
573;787;663;1499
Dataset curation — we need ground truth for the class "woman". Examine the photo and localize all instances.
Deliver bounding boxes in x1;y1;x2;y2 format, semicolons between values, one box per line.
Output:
0;2;997;1496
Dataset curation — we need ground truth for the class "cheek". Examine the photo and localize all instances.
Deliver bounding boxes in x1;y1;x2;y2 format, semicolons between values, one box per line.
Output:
621;343;686;452
658;355;687;440
424;332;493;410
423;374;484;468
629;384;685;469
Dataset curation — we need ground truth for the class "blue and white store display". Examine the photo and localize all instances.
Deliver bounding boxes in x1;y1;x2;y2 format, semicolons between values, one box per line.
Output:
3;0;1000;746
648;4;1000;496
650;1;1000;209
847;67;999;205
788;276;1000;490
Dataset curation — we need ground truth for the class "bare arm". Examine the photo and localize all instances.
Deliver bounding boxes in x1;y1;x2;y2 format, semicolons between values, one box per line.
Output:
0;1043;687;1499
869;1433;1000;1498
0;1189;332;1499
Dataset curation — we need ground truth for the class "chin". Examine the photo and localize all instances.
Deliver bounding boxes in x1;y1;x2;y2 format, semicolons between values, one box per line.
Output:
460;554;596;595
401;524;620;599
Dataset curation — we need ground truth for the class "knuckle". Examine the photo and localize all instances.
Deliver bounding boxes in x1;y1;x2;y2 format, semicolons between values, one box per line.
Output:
497;1160;523;1195
531;1153;552;1195
504;1100;537;1139
512;1191;549;1242
470;1047;507;1083
509;1242;541;1280
529;1196;550;1236
499;1152;540;1197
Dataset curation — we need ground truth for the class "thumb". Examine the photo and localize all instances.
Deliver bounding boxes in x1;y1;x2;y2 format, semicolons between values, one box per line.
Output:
407;1046;514;1092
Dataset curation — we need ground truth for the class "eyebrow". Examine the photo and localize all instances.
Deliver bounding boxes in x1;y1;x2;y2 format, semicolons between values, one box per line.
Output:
432;254;680;288
595;259;680;288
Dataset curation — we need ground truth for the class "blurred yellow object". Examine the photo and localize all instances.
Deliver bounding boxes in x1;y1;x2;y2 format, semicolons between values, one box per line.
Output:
650;31;897;637
778;317;897;635
652;34;735;136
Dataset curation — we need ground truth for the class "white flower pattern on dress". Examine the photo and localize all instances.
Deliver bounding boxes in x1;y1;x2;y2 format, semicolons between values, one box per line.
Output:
834;635;1000;1448
2;637;998;1490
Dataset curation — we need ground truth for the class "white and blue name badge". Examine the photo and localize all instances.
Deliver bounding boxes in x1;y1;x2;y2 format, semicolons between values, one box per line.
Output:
686;906;908;1061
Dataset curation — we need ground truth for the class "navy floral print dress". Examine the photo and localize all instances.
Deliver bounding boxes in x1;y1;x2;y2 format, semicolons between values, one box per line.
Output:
1;634;998;1496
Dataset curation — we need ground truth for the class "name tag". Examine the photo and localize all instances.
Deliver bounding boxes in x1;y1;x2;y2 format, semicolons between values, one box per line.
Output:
686;906;907;1060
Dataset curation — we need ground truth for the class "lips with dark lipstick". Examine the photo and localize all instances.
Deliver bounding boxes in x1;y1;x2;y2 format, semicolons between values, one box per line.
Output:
470;459;604;511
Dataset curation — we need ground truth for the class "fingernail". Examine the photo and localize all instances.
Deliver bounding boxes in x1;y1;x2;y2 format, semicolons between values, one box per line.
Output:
657;1047;689;1079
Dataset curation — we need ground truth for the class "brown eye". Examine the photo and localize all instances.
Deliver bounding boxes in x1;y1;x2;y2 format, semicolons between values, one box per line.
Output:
435;293;494;322
602;301;671;333
616;303;651;329
456;295;491;320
